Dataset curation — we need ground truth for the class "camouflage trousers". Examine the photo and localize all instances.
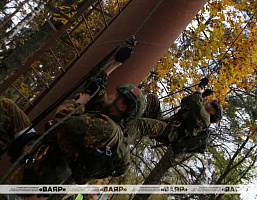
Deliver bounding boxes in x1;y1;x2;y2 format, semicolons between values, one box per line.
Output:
126;118;178;144
0;98;31;153
127;93;178;143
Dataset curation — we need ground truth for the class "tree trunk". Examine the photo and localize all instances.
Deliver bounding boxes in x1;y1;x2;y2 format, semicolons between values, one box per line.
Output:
1;3;44;45
0;0;30;29
132;146;177;200
0;21;57;81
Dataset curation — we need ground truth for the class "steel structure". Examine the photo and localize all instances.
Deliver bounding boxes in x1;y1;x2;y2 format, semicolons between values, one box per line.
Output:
0;0;131;112
0;0;208;133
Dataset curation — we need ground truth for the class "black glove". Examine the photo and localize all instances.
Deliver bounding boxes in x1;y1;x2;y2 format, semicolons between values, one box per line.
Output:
8;132;40;163
84;78;106;96
126;35;137;47
199;78;209;89
115;47;133;63
202;89;213;98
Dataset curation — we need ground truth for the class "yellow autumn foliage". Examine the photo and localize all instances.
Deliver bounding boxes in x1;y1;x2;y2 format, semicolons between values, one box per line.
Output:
141;0;257;108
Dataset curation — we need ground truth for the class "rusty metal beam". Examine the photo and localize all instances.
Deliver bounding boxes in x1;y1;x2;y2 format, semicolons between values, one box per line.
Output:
82;14;95;42
30;66;50;89
23;0;132;114
11;84;33;106
66;31;81;57
49;47;66;73
107;0;208;92
68;1;100;36
98;0;109;27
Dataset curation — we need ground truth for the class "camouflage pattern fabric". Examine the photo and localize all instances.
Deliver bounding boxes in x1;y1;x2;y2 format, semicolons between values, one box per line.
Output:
2;98;123;184
54;100;121;154
126;118;167;141
0;98;32;185
53;99;129;183
126;92;210;144
143;93;162;119
0;70;123;185
177;92;210;138
4;163;25;184
126;93;178;144
126;93;166;143
0;98;31;153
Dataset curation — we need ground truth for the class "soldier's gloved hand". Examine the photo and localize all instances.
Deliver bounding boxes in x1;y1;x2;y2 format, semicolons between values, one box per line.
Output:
115;47;133;63
202;89;213;98
84;78;106;95
198;78;209;89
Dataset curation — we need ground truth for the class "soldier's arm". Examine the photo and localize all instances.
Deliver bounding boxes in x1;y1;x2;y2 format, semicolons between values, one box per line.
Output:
99;46;132;80
54;100;84;122
196;86;204;94
82;60;120;98
143;94;162;119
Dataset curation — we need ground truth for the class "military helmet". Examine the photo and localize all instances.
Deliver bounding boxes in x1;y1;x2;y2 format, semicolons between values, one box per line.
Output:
116;84;146;119
210;101;223;123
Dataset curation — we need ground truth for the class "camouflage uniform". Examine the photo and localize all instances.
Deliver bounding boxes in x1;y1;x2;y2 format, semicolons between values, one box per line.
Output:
54;70;122;155
0;98;31;155
126;93;166;141
1;88;209;184
177;92;210;137
54;99;121;154
40;71;127;183
0;98;35;185
83;72;108;112
126;92;210;144
0;71;118;184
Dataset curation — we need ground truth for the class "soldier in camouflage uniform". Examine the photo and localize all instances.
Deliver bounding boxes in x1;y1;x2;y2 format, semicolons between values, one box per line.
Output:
1;43;222;184
126;81;223;150
0;47;149;185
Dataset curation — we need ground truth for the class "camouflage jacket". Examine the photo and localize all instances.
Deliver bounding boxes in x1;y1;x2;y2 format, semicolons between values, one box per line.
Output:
54;100;122;154
52;72;132;182
176;92;210;138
